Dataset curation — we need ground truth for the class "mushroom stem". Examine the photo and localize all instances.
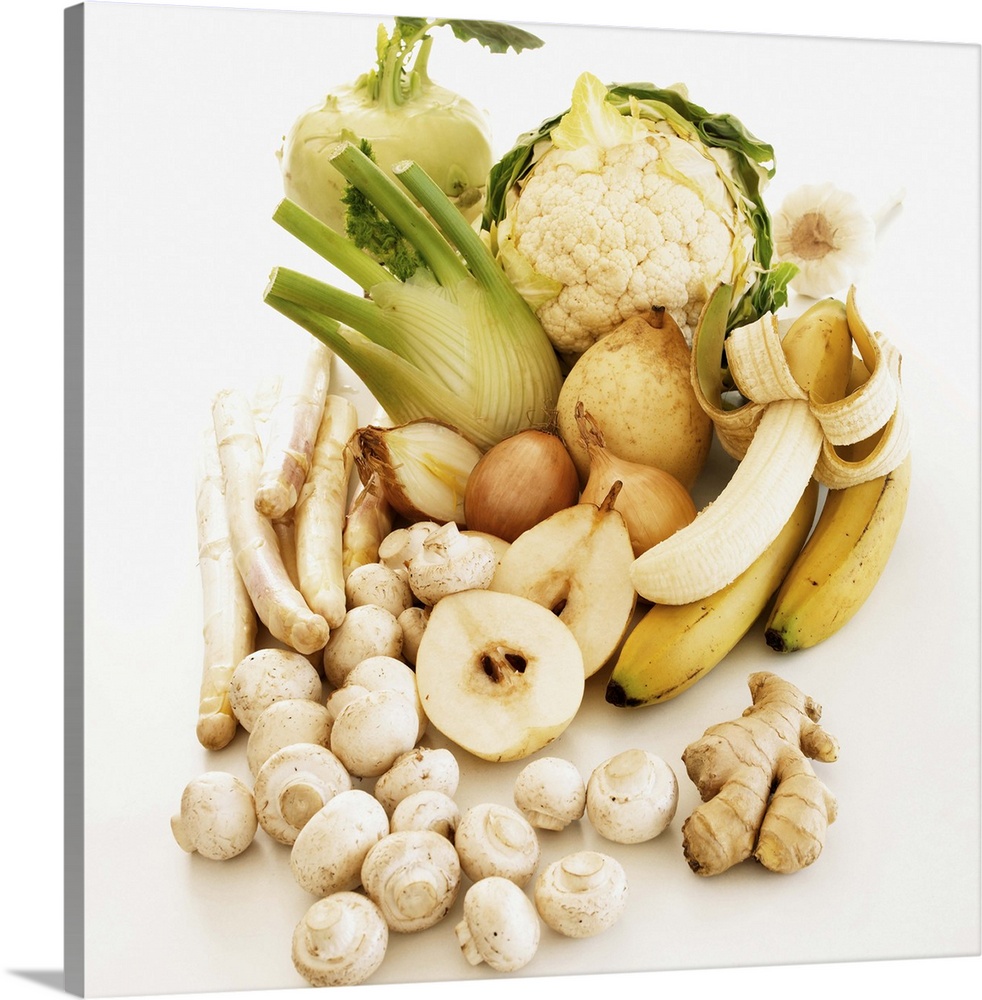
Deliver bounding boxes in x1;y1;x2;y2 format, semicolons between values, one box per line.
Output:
391;865;441;919
454;921;484;966
304;900;359;960
279;782;326;830
600;748;654;797
556;851;607;892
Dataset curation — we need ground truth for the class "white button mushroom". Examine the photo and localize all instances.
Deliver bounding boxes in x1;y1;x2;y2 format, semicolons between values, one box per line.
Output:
345;655;427;740
377;521;440;572
321;604;404;689
586;748;679;844
455;876;541;972
246;698;334;778
253;743;353;845
171;771;258;861
390;790;461;841
406;522;498;606
513;756;586;831
345;561;416;618
290;789;390;896
396;605;430;666
360;829;462;933
329;688;421;778
533;850;629;938
227;647;323;732
454;803;540;887
373;747;461;817
291;891;388;987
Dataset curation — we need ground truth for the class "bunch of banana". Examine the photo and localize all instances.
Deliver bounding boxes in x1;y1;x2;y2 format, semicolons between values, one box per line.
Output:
606;478;818;707
611;286;911;706
764;357;912;652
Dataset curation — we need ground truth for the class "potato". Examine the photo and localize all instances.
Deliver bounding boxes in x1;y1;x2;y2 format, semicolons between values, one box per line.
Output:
556;309;713;489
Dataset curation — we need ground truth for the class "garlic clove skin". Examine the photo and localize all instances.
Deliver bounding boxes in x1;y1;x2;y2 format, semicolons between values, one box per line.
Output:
513;756;586;831
533;850;628;938
586;748;679;844
455;802;541;887
291;891;388;987
455;876;541;972
360;829;462;933
773;182;878;299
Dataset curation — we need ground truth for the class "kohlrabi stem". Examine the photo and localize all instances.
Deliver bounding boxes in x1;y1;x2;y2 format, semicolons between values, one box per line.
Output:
329;142;469;288
374;21;433;111
272;198;395;292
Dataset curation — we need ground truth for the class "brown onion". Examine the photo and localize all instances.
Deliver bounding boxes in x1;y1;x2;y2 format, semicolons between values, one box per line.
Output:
575;403;697;557
463;428;580;542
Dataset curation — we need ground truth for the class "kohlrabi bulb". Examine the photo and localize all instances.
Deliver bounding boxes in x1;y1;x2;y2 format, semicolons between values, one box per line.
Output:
277;28;494;233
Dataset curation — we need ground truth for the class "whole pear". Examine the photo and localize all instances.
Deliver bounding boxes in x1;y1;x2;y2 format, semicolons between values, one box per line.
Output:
556;309;712;489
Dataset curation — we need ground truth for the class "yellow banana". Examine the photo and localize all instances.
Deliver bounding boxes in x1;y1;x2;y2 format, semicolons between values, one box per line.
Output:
630;292;853;606
763;449;912;653
606;479;819;708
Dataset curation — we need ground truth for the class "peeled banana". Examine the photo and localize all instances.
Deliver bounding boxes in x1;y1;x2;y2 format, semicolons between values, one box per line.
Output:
606;479;819;708
629;293;853;606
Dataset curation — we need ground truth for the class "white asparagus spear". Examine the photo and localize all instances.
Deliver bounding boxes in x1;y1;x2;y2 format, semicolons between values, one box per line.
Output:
194;426;257;750
295;394;360;628
212;388;331;655
341;473;395;580
255;342;334;520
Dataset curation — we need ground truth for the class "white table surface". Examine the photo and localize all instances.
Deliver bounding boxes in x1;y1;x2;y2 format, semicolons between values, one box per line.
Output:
9;3;982;999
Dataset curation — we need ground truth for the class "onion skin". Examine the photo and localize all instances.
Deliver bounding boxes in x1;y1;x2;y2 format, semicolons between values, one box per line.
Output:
350;420;482;526
463;429;580;542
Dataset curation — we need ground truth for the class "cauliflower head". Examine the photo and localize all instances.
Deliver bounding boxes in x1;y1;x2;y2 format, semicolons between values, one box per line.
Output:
498;130;742;353
484;73;796;356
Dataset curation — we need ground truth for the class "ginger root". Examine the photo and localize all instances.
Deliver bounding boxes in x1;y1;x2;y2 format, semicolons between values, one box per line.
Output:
680;671;839;876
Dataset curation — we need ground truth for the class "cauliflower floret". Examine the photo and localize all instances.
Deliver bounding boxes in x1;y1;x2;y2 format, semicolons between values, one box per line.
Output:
505;131;739;354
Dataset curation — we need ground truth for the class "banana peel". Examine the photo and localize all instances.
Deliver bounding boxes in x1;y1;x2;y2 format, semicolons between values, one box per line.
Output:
629;285;910;607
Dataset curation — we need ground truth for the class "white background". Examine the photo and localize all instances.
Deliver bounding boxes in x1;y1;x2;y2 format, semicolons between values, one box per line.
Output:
3;2;980;1000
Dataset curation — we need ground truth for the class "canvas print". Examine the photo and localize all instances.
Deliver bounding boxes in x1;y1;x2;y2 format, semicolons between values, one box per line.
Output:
65;2;980;997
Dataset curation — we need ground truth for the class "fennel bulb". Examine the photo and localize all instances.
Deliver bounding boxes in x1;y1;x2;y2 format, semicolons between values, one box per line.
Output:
278;18;544;233
264;142;564;452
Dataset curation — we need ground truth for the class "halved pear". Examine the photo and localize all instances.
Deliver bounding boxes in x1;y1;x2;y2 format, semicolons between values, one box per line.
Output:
489;486;637;677
414;589;585;762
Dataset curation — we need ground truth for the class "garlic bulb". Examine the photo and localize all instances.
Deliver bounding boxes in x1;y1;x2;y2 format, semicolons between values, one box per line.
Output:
773;183;903;299
349;420;483;525
576;403;697;557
